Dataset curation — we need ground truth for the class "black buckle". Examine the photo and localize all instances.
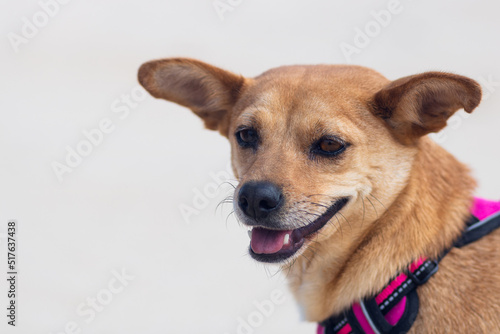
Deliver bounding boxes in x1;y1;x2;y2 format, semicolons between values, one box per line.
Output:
408;260;439;285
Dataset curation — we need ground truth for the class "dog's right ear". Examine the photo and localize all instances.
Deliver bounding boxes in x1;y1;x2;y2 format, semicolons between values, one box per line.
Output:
138;58;247;136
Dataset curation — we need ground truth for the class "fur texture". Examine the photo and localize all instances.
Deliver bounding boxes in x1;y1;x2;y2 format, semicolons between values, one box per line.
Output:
138;58;499;332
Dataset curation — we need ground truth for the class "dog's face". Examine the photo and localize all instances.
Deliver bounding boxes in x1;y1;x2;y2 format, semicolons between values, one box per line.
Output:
138;59;481;264
226;66;417;263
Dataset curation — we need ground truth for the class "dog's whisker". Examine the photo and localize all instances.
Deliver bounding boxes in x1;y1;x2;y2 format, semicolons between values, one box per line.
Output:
366;196;378;218
263;265;273;278
369;194;387;211
337;212;352;231
299;251;314;269
332;214;343;238
361;196;366;227
216;194;234;213
225;210;236;227
217;180;238;191
282;257;298;279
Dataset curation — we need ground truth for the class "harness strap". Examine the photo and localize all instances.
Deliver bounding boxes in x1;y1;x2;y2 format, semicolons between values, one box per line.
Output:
317;197;500;334
455;211;500;248
318;259;437;334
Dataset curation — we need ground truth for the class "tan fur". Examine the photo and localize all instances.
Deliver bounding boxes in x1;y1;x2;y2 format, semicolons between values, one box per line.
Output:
138;58;498;332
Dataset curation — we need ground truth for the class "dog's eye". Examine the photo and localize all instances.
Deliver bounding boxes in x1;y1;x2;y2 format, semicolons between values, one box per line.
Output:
235;128;259;149
320;139;343;153
312;137;346;157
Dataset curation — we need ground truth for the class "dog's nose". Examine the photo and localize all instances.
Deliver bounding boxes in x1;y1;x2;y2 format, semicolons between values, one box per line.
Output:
238;181;283;220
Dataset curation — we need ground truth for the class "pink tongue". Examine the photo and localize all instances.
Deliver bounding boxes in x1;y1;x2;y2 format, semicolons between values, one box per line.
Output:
250;227;291;254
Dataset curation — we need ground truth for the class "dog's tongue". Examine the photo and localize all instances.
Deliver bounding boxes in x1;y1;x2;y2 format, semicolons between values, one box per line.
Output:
250;227;291;254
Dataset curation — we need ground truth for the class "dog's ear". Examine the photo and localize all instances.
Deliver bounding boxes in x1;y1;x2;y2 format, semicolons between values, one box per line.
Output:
138;58;246;136
371;72;482;144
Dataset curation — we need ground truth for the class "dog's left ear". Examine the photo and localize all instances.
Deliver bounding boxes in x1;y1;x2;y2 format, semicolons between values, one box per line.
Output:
371;72;482;144
138;58;246;136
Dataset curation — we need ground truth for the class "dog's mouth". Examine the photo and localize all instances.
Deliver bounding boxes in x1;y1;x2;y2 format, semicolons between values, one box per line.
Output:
248;197;349;263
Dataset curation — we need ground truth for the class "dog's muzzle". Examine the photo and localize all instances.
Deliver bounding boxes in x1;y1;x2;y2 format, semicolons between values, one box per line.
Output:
236;181;349;263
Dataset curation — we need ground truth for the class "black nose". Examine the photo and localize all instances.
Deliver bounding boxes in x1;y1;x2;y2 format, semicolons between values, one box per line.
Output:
238;181;283;220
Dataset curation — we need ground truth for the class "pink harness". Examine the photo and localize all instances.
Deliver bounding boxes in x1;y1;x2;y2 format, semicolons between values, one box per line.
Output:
317;197;500;334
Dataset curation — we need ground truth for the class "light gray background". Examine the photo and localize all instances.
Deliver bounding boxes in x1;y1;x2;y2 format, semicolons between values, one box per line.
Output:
1;0;500;333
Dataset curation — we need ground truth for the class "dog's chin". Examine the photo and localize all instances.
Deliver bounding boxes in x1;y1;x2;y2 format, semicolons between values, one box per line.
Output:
248;197;349;264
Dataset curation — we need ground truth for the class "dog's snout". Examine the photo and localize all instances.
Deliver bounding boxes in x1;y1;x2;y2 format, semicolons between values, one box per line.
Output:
238;182;283;220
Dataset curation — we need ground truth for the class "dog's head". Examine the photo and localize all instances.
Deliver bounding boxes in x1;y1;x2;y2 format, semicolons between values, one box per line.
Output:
138;59;481;264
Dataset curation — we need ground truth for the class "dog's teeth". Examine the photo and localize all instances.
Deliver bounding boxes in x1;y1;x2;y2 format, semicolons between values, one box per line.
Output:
248;229;253;239
284;234;290;245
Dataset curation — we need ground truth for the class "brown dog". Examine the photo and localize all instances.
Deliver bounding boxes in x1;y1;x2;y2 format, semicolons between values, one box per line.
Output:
138;58;500;332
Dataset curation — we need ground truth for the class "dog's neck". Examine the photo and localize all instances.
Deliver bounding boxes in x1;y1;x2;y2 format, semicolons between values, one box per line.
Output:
287;137;476;322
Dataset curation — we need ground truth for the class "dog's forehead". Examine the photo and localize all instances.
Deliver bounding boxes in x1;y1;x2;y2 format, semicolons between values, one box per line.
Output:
234;65;388;136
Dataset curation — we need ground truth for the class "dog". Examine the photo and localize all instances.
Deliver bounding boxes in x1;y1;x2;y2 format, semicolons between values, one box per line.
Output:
138;58;500;333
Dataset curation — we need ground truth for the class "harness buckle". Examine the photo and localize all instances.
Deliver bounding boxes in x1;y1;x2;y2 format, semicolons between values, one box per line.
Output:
408;260;439;285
